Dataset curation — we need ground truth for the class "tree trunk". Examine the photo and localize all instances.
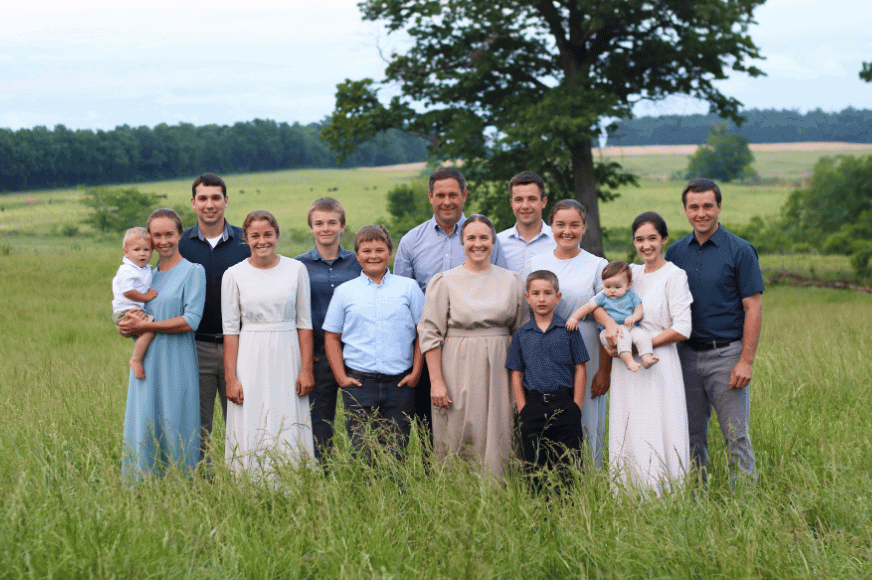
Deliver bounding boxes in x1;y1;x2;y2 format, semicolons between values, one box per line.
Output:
571;139;605;258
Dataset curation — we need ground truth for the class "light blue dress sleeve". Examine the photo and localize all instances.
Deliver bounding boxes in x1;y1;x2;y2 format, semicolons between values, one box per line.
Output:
182;263;206;332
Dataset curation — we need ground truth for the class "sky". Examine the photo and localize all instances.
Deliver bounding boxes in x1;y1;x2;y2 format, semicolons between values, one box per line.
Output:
1;0;870;132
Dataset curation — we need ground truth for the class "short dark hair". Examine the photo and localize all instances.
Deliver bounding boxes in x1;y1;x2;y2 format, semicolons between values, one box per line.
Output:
354;225;393;253
460;214;496;242
147;208;184;235
307;197;346;227
192;173;227;198
631;211;668;238
548;199;586;225
509;171;545;199
428;167;466;192
243;210;280;239
682;178;722;206
525;269;559;293
601;261;632;284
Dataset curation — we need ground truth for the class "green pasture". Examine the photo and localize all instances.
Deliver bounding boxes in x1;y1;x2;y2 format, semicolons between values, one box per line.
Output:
1;246;871;577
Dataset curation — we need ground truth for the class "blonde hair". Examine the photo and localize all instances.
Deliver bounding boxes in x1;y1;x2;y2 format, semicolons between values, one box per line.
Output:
122;226;151;249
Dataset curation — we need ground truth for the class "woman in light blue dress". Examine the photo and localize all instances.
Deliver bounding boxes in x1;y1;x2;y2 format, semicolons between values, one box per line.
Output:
119;208;206;481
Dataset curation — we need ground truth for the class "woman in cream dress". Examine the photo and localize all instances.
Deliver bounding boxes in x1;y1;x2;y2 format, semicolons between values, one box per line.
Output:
222;210;314;476
418;215;529;477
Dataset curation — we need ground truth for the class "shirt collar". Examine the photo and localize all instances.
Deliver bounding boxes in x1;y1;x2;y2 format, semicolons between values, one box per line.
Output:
430;214;466;236
508;221;551;242
308;245;354;262
360;268;392;286
122;256;150;270
189;220;232;242
690;223;725;247
523;313;566;334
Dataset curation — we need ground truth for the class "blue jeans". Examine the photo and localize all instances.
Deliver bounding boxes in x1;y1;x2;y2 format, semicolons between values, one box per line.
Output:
341;367;416;459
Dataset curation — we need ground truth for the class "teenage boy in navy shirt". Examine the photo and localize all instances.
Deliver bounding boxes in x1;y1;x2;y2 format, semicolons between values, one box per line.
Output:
506;270;589;482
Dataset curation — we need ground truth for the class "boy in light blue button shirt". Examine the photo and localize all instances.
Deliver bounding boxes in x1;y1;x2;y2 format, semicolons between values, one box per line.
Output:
323;225;425;458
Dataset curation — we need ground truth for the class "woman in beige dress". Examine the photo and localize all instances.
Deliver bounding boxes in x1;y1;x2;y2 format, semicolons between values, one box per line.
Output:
418;215;529;477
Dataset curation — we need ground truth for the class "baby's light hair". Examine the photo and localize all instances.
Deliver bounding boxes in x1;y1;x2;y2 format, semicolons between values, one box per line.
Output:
122;226;151;249
601;261;632;284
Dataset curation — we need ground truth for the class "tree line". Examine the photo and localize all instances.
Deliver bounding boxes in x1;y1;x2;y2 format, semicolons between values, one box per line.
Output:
0;119;429;193
609;107;872;146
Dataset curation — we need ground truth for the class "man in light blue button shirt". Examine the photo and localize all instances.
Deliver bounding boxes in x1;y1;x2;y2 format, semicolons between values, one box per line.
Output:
323;226;424;457
394;167;508;435
496;171;557;273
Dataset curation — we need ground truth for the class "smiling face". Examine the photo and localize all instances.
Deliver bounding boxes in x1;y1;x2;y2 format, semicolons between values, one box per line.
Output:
429;178;468;229
462;221;494;268
191;184;228;229
124;237;153;268
245;218;278;261
525;279;561;318
356;239;391;280
602;272;631;300
510;183;547;228
148;217;182;260
309;210;345;250
683;190;721;240
633;222;667;265
551;208;585;252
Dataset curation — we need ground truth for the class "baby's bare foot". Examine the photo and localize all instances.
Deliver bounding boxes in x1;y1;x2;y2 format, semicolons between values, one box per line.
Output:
130;359;146;380
624;360;640;372
641;354;659;369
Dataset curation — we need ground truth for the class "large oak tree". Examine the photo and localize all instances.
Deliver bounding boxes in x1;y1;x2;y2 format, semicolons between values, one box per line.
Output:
322;0;765;255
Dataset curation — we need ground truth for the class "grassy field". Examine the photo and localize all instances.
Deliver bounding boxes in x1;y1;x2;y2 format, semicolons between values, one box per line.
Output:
1;247;871;578
2;144;871;576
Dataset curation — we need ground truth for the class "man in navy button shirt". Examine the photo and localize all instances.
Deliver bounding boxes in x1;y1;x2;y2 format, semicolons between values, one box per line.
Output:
294;198;361;461
666;178;764;483
177;173;250;463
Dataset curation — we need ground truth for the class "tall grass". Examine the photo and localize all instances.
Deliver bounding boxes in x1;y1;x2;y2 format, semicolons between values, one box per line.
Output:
1;245;871;577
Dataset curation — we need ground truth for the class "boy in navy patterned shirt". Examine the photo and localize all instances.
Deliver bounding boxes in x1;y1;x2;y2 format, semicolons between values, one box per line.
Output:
506;270;589;483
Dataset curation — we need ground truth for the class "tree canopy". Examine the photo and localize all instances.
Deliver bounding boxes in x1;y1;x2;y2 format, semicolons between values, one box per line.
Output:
323;0;765;255
686;124;756;182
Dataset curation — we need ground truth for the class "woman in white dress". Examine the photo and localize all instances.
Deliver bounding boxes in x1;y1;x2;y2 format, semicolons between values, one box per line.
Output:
602;211;692;492
222;210;315;475
524;199;610;467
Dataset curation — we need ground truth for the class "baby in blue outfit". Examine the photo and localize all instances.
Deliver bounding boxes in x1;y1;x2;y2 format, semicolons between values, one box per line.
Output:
566;261;657;372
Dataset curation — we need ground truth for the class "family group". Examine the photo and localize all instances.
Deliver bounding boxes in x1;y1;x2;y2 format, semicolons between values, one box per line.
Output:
112;167;762;491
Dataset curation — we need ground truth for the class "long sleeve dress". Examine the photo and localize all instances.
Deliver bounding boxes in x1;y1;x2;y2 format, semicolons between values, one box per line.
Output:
524;250;608;467
122;258;206;481
608;262;693;492
418;265;529;477
221;256;314;475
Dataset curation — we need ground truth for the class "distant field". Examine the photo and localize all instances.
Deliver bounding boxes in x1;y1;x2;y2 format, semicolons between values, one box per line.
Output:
2;142;870;241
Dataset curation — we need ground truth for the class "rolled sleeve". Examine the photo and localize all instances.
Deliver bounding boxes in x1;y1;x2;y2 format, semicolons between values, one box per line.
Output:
666;267;693;339
321;287;347;335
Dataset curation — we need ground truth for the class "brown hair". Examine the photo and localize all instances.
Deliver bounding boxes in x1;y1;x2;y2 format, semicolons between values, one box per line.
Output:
428;167;466;192
682;178;722;206
525;269;560;293
509;171;545;199
354;225;393;253
146;208;183;235
191;173;227;198
243;210;280;239
460;214;496;242
601;261;632;284
548;199;586;225
307;197;346;227
122;226;151;249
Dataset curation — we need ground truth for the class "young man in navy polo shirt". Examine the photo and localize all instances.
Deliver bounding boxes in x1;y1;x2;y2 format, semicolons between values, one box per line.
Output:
666;178;764;484
178;173;250;463
506;270;589;483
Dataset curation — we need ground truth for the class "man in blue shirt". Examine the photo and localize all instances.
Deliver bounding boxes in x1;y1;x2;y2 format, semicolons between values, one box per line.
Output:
294;198;361;461
496;171;556;273
394;167;509;435
323;226;424;457
665;178;764;483
177;173;250;464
